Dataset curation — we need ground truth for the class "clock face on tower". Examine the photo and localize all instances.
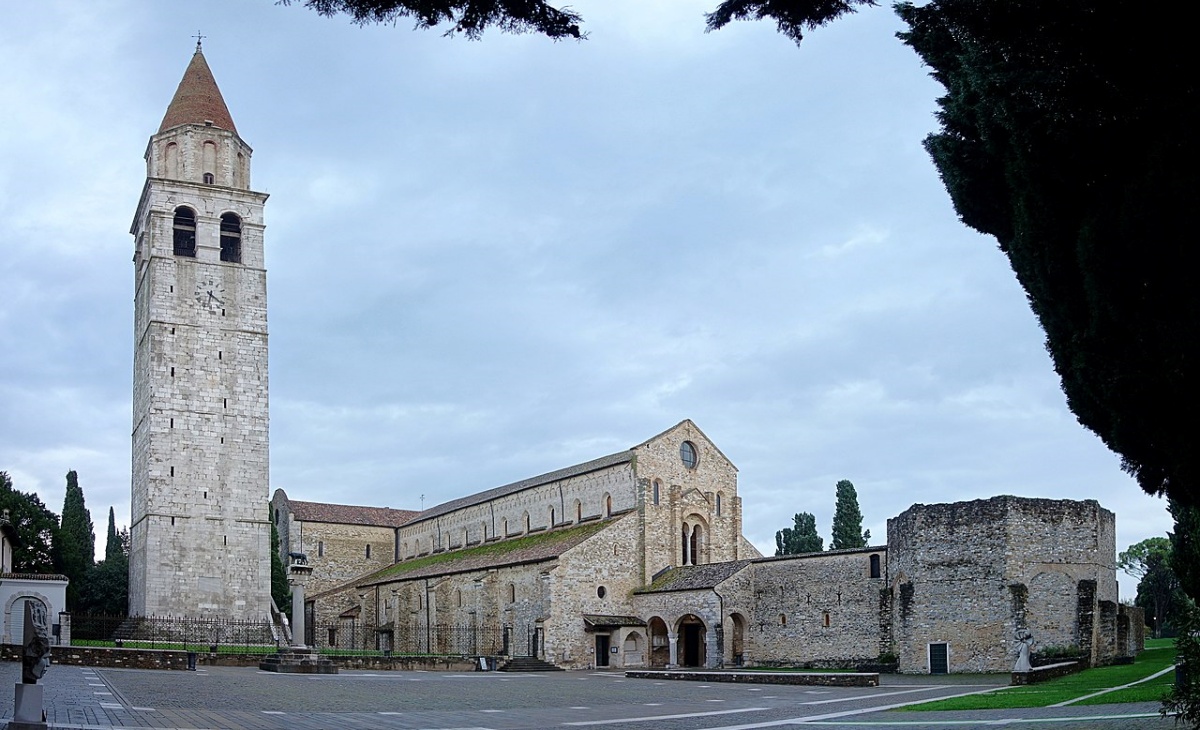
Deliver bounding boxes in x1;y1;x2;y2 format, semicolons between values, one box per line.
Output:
195;275;226;309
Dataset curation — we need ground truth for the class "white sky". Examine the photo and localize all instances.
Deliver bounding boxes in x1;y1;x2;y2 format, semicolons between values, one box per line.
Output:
0;0;1171;599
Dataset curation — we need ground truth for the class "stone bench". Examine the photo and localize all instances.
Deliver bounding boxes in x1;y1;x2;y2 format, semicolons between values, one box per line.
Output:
625;669;879;687
1011;660;1082;685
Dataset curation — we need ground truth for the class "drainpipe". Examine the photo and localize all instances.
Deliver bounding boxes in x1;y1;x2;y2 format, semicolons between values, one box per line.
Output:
713;585;727;669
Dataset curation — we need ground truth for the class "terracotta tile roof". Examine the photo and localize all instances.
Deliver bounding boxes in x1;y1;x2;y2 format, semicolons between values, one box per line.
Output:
159;50;237;134
405;450;633;527
636;560;754;594
312;519;613;598
289;500;419;528
583;614;646;629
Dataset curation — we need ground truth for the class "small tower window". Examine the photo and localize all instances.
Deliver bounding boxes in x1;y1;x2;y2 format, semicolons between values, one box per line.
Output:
220;213;242;263
173;206;196;257
652;480;661;505
203;172;215;185
317;541;324;557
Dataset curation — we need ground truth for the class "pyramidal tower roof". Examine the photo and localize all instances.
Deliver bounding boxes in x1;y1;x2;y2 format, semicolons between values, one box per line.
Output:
158;44;237;135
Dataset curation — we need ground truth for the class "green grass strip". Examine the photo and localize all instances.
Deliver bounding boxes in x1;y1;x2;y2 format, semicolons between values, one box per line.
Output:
899;644;1177;711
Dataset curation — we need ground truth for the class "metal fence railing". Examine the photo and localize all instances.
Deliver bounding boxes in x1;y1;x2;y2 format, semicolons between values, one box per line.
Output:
67;614;516;658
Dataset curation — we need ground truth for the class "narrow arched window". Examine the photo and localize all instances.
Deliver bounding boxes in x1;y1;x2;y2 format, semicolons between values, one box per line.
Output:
716;493;723;516
173;207;196;257
220;213;241;263
870;554;881;579
203;172;215;184
605;495;612;517
652;480;661;506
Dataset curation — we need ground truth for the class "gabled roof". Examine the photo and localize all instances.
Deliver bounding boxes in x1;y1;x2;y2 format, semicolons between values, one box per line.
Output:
632;419;738;472
635;560;754;594
159;48;238;134
404;450;633;527
289;500;418;528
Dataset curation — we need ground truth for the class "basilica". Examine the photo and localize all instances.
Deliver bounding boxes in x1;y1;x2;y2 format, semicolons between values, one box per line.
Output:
134;46;1142;674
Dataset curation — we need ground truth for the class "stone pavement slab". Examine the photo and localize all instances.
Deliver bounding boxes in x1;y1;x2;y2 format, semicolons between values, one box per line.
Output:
0;663;1181;729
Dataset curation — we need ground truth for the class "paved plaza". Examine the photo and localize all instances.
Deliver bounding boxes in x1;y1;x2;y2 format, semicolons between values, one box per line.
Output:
0;663;1177;730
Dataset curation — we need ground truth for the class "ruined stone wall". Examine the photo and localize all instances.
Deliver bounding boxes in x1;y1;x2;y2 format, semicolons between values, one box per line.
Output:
888;496;1118;673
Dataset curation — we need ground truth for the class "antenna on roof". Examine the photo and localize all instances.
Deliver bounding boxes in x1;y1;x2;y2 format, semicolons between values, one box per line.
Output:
193;31;206;52
421;494;425;510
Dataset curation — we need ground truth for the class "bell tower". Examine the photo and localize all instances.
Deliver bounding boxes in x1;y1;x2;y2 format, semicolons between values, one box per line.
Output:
129;43;271;618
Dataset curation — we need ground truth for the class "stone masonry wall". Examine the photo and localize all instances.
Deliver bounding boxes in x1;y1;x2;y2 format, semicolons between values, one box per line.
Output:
633;421;743;582
130;119;271;619
888;496;1116;673
291;520;399;596
739;550;887;667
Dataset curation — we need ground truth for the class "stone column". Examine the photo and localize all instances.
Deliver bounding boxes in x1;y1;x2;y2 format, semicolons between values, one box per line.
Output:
682;525;691;566
667;630;678;668
288;558;313;649
705;625;720;669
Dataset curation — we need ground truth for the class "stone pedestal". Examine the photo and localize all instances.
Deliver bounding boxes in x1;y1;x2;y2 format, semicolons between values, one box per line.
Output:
259;647;338;674
8;683;47;729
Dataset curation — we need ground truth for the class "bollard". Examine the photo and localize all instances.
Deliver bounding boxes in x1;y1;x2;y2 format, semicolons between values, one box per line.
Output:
187;652;197;671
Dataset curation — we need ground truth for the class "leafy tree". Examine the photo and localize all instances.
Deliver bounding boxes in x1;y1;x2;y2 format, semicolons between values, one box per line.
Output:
830;479;870;550
283;0;583;39
1118;537;1179;638
54;470;95;609
81;507;129;616
270;509;291;615
0;471;61;573
775;512;823;555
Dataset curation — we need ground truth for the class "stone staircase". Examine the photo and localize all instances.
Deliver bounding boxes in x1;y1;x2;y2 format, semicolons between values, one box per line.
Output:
498;656;563;672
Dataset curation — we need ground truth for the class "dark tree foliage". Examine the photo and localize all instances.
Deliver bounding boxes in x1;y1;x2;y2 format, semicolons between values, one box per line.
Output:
104;506;123;562
830;479;870;550
283;0;583;39
55;470;96;609
82;508;129;616
707;0;1197;510
706;0;877;44
895;0;1197;507
775;512;823;554
270;509;291;616
0;471;61;574
1119;536;1181;638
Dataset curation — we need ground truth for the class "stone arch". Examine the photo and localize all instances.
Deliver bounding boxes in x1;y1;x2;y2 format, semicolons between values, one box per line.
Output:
202;139;217;180
522;511;531;534
219;212;242;263
549;505;556;528
675;613;707;667
682;514;710;565
172;205;196;257
623;630;645;667
647;616;670;668
3;591;51;646
164;141;179;178
729;612;747;666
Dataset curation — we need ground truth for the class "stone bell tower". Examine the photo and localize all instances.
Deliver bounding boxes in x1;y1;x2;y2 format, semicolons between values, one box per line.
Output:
129;42;271;618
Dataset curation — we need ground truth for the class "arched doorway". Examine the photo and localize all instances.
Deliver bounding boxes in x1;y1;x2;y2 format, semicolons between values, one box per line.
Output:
676;614;707;667
729;613;747;666
647;617;669;667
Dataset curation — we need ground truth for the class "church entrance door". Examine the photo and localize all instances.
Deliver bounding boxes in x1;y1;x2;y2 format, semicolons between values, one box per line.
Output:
595;634;610;667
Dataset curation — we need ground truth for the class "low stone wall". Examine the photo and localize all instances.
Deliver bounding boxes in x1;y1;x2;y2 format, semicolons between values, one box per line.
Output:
3;646;482;673
1011;661;1082;686
625;670;879;687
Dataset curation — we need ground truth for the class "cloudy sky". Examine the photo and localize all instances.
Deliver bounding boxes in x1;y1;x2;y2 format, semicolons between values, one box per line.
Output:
0;0;1170;597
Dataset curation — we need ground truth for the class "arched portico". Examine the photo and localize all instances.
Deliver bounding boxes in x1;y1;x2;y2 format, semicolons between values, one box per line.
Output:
647;616;670;667
728;612;747;666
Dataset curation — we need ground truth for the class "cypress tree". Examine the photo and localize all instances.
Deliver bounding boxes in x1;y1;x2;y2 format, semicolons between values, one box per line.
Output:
831;479;869;550
775;512;823;555
56;470;95;608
